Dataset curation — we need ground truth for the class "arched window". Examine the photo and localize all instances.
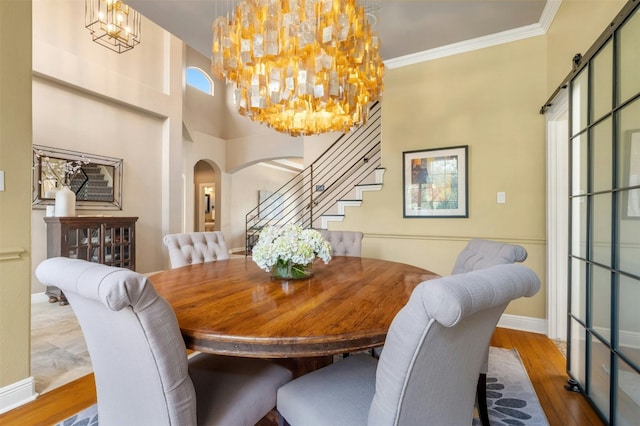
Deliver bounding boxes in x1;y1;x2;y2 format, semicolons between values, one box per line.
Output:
186;67;214;95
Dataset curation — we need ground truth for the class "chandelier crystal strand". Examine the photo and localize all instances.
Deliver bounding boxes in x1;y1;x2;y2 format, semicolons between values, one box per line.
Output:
212;0;384;136
85;0;141;53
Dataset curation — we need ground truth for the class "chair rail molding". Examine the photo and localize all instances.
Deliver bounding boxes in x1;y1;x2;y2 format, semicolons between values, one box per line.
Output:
366;233;545;246
0;247;27;262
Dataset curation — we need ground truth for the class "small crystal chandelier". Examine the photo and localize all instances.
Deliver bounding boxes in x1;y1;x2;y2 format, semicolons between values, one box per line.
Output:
212;0;384;136
85;0;141;53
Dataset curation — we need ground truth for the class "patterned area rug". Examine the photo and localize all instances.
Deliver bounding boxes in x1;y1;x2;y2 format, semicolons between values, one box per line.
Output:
56;347;547;426
473;347;549;426
57;405;98;426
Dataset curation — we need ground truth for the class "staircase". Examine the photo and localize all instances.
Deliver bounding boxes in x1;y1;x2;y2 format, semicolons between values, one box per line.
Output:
70;165;114;202
245;102;383;253
317;166;385;229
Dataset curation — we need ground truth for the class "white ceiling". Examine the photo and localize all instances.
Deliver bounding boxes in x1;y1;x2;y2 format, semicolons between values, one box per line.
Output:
126;0;550;66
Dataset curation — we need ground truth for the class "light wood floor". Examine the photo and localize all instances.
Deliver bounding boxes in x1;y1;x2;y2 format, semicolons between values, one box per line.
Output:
0;328;603;426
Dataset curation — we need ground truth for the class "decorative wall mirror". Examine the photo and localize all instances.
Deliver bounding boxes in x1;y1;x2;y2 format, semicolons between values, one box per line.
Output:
32;145;123;210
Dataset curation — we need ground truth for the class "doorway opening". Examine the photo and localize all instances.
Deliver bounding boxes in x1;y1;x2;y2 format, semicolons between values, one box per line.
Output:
545;89;568;341
194;160;221;232
199;183;215;232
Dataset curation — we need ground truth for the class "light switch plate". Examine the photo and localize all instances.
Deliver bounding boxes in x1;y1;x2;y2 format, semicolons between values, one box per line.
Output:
497;191;506;204
0;171;4;191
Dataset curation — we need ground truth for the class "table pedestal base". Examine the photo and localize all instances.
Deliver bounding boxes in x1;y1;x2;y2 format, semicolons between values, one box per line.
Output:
275;355;333;378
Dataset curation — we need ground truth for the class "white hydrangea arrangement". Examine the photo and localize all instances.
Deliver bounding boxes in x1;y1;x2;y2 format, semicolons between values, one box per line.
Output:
252;224;332;273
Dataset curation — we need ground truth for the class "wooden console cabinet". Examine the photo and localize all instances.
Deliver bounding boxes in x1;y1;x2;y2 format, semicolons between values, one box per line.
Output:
44;216;138;304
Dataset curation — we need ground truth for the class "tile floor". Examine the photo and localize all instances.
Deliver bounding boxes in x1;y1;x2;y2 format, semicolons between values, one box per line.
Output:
31;299;92;394
553;339;567;358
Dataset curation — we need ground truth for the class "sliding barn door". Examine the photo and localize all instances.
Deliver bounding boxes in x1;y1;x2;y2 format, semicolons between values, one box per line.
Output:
567;3;640;424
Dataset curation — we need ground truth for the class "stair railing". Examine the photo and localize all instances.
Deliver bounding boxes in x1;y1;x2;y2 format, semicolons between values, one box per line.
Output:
245;102;381;254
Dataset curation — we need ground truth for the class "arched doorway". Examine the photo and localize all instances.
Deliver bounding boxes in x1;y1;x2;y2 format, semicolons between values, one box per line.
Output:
194;160;221;232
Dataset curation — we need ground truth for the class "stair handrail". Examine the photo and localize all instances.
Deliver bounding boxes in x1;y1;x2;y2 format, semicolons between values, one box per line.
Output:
245;102;381;253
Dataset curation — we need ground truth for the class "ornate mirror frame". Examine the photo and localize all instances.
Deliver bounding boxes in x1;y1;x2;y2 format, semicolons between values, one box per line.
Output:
32;145;123;210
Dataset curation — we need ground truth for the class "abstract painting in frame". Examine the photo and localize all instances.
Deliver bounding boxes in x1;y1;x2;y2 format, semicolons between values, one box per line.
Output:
403;145;468;218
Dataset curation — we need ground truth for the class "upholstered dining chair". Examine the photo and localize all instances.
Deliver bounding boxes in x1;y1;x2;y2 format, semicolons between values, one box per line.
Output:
163;231;229;269
319;229;367;358
35;257;292;426
318;230;364;257
451;238;528;275
277;264;540;426
452;238;528;426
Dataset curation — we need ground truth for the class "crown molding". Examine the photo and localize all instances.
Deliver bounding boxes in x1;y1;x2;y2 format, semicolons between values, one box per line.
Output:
384;0;562;70
539;0;562;32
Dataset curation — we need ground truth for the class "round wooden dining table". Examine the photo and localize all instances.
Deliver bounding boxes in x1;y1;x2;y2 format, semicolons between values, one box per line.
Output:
149;256;438;362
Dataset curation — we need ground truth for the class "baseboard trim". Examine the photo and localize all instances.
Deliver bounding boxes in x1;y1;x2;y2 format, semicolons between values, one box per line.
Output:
31;292;49;304
498;314;547;335
0;377;38;414
593;326;640;350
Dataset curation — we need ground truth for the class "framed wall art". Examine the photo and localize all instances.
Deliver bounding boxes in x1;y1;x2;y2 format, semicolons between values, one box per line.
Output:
403;145;468;218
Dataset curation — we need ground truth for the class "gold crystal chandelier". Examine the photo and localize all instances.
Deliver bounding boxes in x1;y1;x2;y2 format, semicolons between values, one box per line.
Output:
212;0;384;136
85;0;141;53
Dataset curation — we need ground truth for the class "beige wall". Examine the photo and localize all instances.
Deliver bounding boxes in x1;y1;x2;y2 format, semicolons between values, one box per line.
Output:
332;36;548;318
182;130;227;242
545;0;627;97
30;80;166;280
29;0;184;288
330;0;628;320
184;48;228;140
227;165;302;252
0;0;33;399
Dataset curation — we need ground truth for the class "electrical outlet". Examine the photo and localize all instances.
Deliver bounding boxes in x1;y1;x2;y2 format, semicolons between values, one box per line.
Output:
497;192;506;204
0;171;4;191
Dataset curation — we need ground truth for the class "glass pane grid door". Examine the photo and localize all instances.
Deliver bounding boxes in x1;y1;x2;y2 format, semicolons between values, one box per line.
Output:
103;225;134;269
62;224;134;269
568;5;640;425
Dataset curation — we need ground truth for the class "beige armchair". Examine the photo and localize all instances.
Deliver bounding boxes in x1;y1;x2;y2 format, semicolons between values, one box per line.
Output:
452;238;528;426
277;264;540;425
371;238;529;425
163;231;229;269
318;230;363;257
452;238;528;275
35;257;292;426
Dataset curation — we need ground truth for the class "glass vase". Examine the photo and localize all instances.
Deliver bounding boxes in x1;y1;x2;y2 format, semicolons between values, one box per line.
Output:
54;185;76;217
270;260;313;280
